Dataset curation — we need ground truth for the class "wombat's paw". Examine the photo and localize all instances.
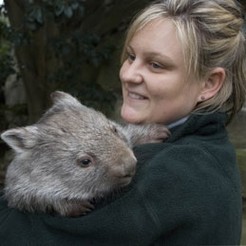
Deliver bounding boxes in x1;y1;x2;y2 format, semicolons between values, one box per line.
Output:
66;201;95;217
146;124;170;143
134;124;170;145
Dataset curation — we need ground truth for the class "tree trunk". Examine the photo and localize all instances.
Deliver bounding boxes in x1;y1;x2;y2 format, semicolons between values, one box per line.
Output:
3;0;150;123
4;0;49;122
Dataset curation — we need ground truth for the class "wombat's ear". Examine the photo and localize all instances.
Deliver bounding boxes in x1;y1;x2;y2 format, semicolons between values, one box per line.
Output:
50;91;83;108
1;126;39;154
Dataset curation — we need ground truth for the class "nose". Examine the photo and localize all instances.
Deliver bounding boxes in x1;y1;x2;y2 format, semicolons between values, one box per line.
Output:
120;60;143;84
110;149;137;187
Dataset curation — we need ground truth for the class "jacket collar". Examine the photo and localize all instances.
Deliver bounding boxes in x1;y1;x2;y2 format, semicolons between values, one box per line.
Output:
167;112;227;143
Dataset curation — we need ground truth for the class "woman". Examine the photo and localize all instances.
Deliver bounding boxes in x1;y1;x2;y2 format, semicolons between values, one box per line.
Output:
0;0;245;245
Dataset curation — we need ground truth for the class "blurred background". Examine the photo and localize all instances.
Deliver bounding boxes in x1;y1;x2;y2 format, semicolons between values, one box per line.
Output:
0;0;246;243
0;0;153;186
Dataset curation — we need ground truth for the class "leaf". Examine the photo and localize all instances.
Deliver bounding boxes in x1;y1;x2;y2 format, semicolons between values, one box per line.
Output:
64;6;73;18
27;6;43;25
71;2;79;10
35;7;43;24
54;3;65;17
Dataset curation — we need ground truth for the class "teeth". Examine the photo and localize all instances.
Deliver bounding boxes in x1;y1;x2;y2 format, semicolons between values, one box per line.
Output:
128;92;146;100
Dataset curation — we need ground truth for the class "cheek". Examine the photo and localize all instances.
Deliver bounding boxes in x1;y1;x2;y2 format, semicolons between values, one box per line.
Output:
148;83;173;101
147;74;182;100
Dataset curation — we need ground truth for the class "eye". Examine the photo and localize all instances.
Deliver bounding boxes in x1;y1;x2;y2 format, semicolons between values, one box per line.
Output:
112;126;118;134
126;51;135;62
110;123;119;135
76;155;94;168
150;62;163;70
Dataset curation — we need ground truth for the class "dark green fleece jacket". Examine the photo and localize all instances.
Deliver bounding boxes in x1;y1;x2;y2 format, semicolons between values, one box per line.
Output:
0;112;242;245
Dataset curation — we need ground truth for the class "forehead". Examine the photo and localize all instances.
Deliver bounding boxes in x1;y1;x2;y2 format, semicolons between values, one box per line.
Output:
128;19;185;65
40;105;108;133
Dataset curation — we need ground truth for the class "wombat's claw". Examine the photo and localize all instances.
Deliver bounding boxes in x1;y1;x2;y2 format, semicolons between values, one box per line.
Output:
134;124;170;145
154;126;170;138
81;202;95;213
67;201;95;217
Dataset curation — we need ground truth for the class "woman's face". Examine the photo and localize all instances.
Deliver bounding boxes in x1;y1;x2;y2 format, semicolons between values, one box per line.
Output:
120;19;203;124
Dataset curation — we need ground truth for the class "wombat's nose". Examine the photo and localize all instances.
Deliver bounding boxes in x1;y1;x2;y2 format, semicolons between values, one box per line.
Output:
112;150;137;186
123;155;137;177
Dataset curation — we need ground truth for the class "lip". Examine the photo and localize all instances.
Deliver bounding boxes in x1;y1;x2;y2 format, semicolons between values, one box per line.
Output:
127;91;148;100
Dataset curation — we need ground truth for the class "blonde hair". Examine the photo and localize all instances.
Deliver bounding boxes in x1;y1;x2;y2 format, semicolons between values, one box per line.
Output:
121;0;246;123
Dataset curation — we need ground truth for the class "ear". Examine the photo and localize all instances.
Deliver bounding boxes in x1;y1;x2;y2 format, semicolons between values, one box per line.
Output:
198;67;225;102
1;126;39;154
51;91;84;109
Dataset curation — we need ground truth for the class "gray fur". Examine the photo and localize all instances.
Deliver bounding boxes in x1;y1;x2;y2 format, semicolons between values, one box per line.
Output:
1;91;169;216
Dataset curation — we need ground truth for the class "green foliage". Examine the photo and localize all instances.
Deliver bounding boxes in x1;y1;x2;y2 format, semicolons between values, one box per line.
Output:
62;79;117;115
49;31;117;113
24;0;85;30
0;16;14;86
1;0;118;116
0;43;14;87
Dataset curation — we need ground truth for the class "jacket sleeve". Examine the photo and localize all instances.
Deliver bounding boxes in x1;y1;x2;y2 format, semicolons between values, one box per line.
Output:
0;142;242;246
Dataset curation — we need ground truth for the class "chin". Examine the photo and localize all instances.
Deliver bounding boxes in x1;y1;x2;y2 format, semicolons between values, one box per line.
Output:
120;106;144;124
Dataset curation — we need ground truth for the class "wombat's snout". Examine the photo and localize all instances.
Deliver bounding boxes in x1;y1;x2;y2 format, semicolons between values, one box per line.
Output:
111;150;137;187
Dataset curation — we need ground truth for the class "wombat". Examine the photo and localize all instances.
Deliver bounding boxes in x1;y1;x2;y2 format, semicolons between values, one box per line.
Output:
1;91;170;216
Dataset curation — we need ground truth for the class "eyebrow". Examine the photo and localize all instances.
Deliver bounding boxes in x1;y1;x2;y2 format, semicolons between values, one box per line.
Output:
147;52;175;64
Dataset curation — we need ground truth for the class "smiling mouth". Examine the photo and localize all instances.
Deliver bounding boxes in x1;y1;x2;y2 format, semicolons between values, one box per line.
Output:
128;92;148;100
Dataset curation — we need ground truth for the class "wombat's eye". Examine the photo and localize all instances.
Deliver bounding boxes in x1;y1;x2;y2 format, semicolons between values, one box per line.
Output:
77;155;94;168
112;126;118;134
